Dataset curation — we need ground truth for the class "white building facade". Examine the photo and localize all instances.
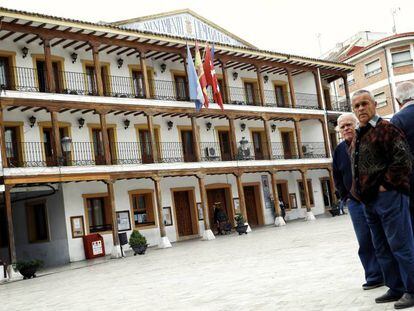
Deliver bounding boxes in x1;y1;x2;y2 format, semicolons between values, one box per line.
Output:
0;8;353;273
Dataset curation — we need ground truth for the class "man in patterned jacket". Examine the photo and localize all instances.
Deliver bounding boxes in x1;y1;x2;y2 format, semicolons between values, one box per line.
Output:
351;89;414;309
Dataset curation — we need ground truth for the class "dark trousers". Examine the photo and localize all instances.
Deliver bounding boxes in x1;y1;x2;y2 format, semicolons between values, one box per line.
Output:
364;191;414;294
348;198;383;284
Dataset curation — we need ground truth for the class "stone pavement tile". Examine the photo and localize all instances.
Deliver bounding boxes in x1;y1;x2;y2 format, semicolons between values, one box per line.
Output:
0;216;402;311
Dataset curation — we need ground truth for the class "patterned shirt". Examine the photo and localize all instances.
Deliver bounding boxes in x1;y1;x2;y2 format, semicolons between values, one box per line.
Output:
350;115;412;203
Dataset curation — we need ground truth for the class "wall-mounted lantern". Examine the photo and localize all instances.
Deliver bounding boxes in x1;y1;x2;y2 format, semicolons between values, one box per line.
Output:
28;115;36;128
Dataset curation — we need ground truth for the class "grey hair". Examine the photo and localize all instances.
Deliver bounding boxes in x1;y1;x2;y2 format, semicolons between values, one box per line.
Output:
395;82;414;105
336;113;358;131
352;89;375;102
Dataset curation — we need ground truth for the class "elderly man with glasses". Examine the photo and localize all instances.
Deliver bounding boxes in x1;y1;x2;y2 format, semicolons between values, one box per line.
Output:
333;113;383;291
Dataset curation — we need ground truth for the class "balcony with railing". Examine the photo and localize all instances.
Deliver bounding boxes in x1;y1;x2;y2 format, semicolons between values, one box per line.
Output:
1;67;326;110
329;96;351;112
5;140;329;169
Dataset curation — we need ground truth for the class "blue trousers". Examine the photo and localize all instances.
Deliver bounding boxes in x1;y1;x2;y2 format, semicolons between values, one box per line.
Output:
348;198;383;284
364;191;414;294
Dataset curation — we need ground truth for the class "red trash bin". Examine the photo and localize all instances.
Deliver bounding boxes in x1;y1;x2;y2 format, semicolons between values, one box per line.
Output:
83;233;105;259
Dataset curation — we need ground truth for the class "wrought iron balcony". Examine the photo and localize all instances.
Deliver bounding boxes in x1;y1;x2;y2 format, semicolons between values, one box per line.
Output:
5;140;328;168
329;96;351;112
2;67;324;110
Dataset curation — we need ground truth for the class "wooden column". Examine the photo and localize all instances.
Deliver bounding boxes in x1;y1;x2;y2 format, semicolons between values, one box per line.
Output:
0;106;8;168
263;117;273;160
286;68;296;108
319;118;331;158
139;50;151;99
313;70;323;109
327;168;338;204
294;118;303;158
228;117;238;160
191;115;201;162
197;174;211;230
49;108;62;165
300;169;312;212
220;60;230;103
42;37;56;93
146;113;158;163
153;177;166;237
256;65;265;106
90;42;103;96
106;180;120;247
5;185;16;264
342;74;351;107
98;110;111;165
270;171;281;217
235;172;248;222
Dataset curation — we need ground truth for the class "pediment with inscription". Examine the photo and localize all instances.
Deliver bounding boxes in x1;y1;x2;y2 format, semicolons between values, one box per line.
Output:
115;11;253;48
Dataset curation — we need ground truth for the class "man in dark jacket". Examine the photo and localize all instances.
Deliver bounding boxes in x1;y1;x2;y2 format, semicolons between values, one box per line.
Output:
351;89;414;309
333;113;383;290
391;81;414;226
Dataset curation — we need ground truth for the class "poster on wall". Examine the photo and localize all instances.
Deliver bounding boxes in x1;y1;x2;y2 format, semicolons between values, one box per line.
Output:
163;207;173;226
116;210;131;232
261;175;273;210
70;216;85;238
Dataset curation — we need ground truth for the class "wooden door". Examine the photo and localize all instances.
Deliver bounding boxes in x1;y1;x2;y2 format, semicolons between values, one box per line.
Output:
36;60;47;92
244;186;259;226
275;85;286;107
139;129;153;164
207;188;230;230
0;57;12;89
244;82;256;105
218;130;232;161
174;190;194;237
181;130;195;162
132;70;145;98
85;66;96;95
174;75;188;100
252;131;265;160
323;89;332;110
52;62;62;93
43;127;67;166
277;182;290;209
321;179;333;208
101;66;110;96
5;126;20;167
92;128;105;165
281;131;294;159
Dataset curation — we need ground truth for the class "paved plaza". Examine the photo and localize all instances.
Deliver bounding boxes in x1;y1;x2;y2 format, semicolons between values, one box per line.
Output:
0;215;398;311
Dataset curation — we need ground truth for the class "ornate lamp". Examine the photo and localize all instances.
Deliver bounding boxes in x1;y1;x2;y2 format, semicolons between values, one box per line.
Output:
232;71;238;80
78;117;85;129
71;52;78;64
271;123;277;132
206;122;212;131
21;47;29;59
240;122;246;132
160;63;167;73
28;115;36;128
117;58;124;69
123;119;130;129
167;120;173;130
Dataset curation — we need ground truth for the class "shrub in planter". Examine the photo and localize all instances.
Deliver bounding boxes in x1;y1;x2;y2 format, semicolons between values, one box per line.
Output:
129;230;149;255
15;259;43;279
234;213;248;235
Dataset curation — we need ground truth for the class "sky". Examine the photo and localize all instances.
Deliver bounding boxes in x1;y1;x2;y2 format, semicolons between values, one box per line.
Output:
1;0;413;58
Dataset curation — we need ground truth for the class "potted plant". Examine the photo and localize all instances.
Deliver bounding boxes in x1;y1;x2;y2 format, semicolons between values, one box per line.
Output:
234;213;248;235
129;230;149;255
15;259;43;279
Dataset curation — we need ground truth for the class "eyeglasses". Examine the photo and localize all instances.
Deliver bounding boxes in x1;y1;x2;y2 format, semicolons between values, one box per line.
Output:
339;122;354;130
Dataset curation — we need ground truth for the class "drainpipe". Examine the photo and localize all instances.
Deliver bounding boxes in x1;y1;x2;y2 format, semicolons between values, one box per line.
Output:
383;47;397;114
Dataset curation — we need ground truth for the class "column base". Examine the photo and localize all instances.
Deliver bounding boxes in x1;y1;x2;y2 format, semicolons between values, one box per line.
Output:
246;223;252;233
158;236;172;249
274;216;286;227
110;245;123;259
202;229;216;241
7;265;21;281
305;211;316;221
